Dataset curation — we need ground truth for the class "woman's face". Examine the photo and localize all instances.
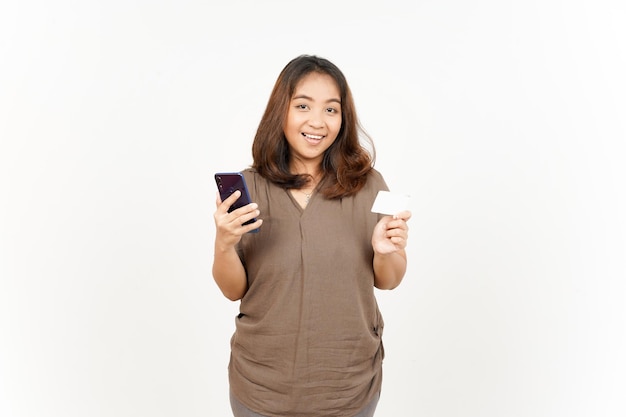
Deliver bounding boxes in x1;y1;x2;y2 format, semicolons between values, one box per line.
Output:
283;72;342;171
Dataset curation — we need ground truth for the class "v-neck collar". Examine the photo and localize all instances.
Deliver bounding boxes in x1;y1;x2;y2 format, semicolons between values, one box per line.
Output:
286;188;316;213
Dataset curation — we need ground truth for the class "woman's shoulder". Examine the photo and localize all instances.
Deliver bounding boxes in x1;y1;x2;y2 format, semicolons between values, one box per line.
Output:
365;168;388;191
240;167;276;195
240;167;261;182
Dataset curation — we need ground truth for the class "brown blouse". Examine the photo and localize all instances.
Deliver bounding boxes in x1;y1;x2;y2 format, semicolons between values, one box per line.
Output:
229;168;388;417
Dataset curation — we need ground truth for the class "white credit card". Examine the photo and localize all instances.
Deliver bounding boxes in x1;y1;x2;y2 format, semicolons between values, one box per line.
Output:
371;190;411;215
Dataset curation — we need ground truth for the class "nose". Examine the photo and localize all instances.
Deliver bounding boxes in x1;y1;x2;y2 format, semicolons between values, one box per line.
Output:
307;111;325;128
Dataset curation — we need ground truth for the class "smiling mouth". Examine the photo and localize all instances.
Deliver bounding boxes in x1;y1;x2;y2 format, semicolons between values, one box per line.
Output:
302;133;324;140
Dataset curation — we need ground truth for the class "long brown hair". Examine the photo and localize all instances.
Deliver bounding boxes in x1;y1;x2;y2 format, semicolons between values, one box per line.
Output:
251;55;375;199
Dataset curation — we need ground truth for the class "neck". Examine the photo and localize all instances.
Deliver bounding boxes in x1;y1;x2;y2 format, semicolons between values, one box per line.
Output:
290;158;322;178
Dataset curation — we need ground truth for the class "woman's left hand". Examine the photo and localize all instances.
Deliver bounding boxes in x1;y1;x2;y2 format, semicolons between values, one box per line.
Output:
372;210;411;254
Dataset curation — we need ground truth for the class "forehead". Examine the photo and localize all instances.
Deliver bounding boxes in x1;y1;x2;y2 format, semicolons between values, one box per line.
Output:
292;72;340;99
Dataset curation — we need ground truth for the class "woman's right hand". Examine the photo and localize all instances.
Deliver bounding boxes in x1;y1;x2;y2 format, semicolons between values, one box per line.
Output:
212;190;259;301
213;190;262;248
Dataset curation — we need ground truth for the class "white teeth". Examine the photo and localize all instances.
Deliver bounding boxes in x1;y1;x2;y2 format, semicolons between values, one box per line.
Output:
303;133;323;140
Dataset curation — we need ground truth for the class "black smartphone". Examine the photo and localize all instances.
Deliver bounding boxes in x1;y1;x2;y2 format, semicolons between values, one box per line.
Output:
214;172;259;232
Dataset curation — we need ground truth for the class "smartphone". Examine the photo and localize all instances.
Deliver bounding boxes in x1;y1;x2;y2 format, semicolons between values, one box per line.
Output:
214;172;259;232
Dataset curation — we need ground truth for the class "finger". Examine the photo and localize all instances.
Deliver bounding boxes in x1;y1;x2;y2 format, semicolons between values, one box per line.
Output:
217;190;241;212
389;236;407;247
393;210;412;222
387;219;409;233
224;189;241;205
238;206;260;225
230;202;258;218
242;218;263;233
386;227;407;239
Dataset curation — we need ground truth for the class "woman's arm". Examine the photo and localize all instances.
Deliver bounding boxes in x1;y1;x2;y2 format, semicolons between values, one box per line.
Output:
373;250;407;290
213;244;248;301
371;211;411;290
212;190;262;301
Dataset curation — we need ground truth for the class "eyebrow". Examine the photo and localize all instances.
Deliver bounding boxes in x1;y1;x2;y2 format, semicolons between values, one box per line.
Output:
292;94;341;105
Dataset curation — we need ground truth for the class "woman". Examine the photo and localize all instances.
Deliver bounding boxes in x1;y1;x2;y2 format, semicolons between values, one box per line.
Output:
213;55;411;417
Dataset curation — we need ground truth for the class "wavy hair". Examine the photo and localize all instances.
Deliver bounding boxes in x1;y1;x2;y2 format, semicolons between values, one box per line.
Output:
251;54;375;199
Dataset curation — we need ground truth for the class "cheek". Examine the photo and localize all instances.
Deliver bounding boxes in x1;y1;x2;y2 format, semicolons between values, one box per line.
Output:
285;112;305;130
329;118;342;136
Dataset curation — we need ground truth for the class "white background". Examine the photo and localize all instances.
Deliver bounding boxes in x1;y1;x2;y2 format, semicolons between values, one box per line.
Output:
1;1;625;416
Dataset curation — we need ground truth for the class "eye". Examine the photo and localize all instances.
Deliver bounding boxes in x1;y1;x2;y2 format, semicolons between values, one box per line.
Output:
326;107;339;114
296;104;309;110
